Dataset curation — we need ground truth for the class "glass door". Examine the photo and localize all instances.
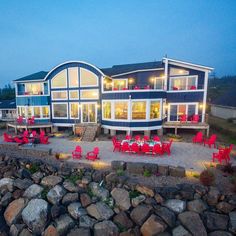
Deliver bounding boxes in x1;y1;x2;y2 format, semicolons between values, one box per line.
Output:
81;103;97;123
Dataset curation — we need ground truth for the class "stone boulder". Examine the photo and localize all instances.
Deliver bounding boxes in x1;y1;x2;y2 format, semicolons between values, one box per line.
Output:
111;188;131;210
14;178;33;190
0;192;12;206
208;231;233;236
47;185;66;205
79;215;97;228
43;225;59;236
130;204;152;226
62;193;79;205
86;202;114;220
67;227;91;236
207;187;220;206
155;206;176;228
172;225;191;236
111;160;126;171
55;214;75;236
23;184;43;199
216;202;235;214
132;195;146;207
41;175;62;187
94;220;119;236
0;178;14;192
164;199;186;213
22;199;48;234
187;199;208;213
203;212;229;231
51;205;66;219
229;211;236;233
63;180;79;192
88;182;109;201
136;185;154;197
80;193;92;207
67;202;87;219
31;171;44;184
113;211;133;230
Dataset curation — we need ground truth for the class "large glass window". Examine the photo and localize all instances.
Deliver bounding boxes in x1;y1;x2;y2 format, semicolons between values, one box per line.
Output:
25;83;43;95
154;78;164;90
132;101;146;120
170;76;197;90
115;101;128;120
70;103;79;119
68;68;79;88
80;89;99;99
53;103;68;118
51;70;67;88
80;68;98;87
69;91;79;100
113;79;127;90
52;91;68;100
150;101;161;119
27;107;33;117
42;107;50;118
103;102;111;119
169;68;189;76
169;104;197;121
34;107;41;118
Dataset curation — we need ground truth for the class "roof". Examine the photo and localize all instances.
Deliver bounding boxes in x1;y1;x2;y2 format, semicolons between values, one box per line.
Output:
212;87;236;108
0;99;16;109
14;71;48;82
101;61;163;76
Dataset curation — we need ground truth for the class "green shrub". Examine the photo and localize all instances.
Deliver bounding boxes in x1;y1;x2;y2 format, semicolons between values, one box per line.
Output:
116;168;124;176
65;172;83;185
143;169;152;177
199;169;215;186
27;163;40;174
41;187;49;199
129;190;140;199
193;173;200;179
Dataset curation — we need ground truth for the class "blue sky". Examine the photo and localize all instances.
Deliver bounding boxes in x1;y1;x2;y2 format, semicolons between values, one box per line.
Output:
0;0;236;84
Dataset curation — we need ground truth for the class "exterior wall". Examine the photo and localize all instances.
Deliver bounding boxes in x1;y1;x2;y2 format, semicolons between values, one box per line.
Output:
211;105;236;119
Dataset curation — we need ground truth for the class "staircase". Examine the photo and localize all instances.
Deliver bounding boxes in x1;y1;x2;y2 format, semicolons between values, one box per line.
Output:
74;124;100;142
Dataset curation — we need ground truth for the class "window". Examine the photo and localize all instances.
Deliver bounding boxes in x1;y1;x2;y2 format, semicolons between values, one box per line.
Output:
150;101;161;119
169;68;189;76
68;68;78;88
103;102;111;119
80;89;99;100
53;103;68;118
132;101;146;120
115;101;128;120
42;107;50;118
80;68;98;87
170;76;197;90
33;107;40;118
27;107;33;117
52;91;68;100
169;103;197;121
70;103;79;119
103;77;112;91
51;70;67;88
154;77;164;90
113;79;127;90
19;107;26;118
25;83;43;95
69;90;79;100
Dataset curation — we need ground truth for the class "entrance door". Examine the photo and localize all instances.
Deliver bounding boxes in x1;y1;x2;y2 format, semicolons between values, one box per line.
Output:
81;103;97;123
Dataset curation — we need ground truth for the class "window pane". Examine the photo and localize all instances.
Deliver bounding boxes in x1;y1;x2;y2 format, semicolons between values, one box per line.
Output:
42;107;49;118
51;70;67;88
80;68;98;87
150;101;160;119
70;103;79;118
169;68;189;76
34;107;40;118
69;91;79;99
188;105;196;116
80;90;99;99
115;102;128;120
188;77;196;89
170;105;177;121
172;78;187;90
103;102;111;119
27;107;33;117
113;79;127;90
132;101;146;120
154;78;164;89
52;91;67;100
25;83;43;95
68;68;78;87
53;104;67;118
20;107;26;118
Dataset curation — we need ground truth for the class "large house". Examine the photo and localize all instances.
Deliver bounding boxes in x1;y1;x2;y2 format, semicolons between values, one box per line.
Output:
0;99;16;121
13;58;213;136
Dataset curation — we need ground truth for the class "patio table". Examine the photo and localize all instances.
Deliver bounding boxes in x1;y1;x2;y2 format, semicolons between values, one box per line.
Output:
121;139;161;147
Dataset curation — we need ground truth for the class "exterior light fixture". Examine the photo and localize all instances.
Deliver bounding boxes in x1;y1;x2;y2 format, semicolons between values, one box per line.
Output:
128;78;134;84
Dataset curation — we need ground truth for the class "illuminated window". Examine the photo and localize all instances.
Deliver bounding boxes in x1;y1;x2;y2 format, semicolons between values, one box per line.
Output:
80;89;99;99
42;107;49;118
170;76;197;90
169;103;197;121
70;103;79;119
27;107;33;117
52;91;68;100
103;102;111;119
53;103;68;118
68;68;79;87
132;101;146;120
51;70;67;88
154;78;164;90
169;68;189;76
34;107;40;118
25;83;43;95
115;101;128;120
150;101;161;119
113;79;127;90
80;68;98;87
69;90;79;100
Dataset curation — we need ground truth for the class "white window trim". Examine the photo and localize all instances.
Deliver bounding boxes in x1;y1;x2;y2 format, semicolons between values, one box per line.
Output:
69;102;79;119
68;67;79;88
80;89;99;100
52;102;68;119
51;69;68;89
114;100;130;121
169;75;198;92
131;99;148;122
80;102;97;123
17;106;50;119
69;90;79;100
80;68;99;88
102;101;112;120
51;90;68;101
17;81;49;97
149;99;162;121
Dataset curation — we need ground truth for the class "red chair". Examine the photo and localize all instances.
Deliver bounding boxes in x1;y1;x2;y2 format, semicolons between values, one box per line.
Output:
204;134;217;148
134;135;141;142
225;144;234;162
144;85;150;90
40;130;45;136
40;136;49;144
23;130;29;137
86;147;100;161
72;146;82;159
14;137;24;144
143;136;149;142
141;143;152;154
122;87;128;90
3;133;14;142
173;86;178;90
134;86;140;90
191;114;199;123
152;144;163;155
113;88;118;91
190;85;196;90
22;137;29;144
153;135;160;142
28;116;35;125
17;116;23;124
179;114;187;122
162;140;173;155
212;148;228;164
32;131;37;137
112;137;121;152
192;132;203;144
121;142;130;153
130;143;140;154
125;135;132;140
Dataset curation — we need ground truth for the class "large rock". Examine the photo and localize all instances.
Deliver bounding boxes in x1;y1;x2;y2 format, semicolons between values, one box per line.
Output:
187;199;208;213
111;188;131;210
158;165;169;175
55;214;75;236
68;202;87;219
172;225;191;236
203;212;229;231
113;211;133;230
4;198;27;226
0;178;14;191
94;220;119;236
111;160;126;171
31;171;44;184
51;205;66;219
22;199;48;234
169;166;185;177
63;180;79;192
62;193;79;205
164;199;186;213
178;211;207;236
43;225;59;236
207;187;220;206
67;227;91;236
178;183;195;200
80;193;92;207
47;185;66;204
79;215;97;228
0;192;12;206
41;175;62;187
130;204;152;226
9;224;25;236
155;206;176;228
229;211;236;233
132;195;146;207
136;185;154;197
86;202;114;220
88;182;109;201
156;186;179;199
141;214;167;236
23;184;43;199
14;178;33;190
208;231;233;236
216;202;235;214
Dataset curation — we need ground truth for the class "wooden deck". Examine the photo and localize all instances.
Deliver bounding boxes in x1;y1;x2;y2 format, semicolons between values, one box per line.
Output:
7;122;53;133
163;122;210;136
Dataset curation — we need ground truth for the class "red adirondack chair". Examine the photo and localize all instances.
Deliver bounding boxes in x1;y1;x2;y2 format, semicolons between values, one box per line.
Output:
40;136;49;144
173;86;178;90
204;134;217;148
22;137;29;144
28;116;35;125
143;135;150;142
212;148;228;164
122;87;128;90
23;130;29;137
86;147;100;161
152;143;163;155
3;133;14;142
121;142;130;153
112;137;121;152
130;143;140;154
144;85;150;90
31;130;37;137
190;85;196;90
179;114;187;122
40;130;45;137
225;144;234;162
153;135;160;142
125;135;132;140
162;140;173;155
191;114;199;123
17;116;23;124
141;143;152;154
134;135;141;142
192;132;203;144
72;146;82;159
14;137;24;144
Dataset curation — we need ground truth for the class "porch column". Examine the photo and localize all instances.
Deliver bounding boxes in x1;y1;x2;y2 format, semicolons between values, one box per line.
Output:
110;129;116;136
126;130;132;135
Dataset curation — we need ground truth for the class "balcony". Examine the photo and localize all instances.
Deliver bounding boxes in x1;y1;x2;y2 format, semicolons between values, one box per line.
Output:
169;84;204;91
17;91;45;96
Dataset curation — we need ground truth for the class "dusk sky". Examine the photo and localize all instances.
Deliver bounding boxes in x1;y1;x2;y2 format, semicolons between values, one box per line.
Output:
0;0;236;84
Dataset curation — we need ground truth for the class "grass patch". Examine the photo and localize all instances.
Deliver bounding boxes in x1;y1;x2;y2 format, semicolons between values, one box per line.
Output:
27;163;40;174
87;186;94;198
65;174;82;185
143;169;152;177
116;168;125;176
129;190;140;199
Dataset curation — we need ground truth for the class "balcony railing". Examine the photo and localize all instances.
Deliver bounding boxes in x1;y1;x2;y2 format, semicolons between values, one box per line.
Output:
103;84;164;92
170;84;204;91
17;91;45;96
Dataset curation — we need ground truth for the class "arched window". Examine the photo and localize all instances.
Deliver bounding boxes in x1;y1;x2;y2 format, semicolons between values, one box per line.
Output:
51;70;67;88
80;68;98;87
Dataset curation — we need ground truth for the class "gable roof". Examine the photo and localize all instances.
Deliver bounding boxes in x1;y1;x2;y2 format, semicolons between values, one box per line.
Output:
212;87;236;108
14;71;48;82
0;99;16;109
101;61;163;76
